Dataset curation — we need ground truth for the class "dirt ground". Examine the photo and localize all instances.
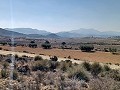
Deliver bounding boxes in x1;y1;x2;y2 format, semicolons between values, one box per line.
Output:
0;45;120;64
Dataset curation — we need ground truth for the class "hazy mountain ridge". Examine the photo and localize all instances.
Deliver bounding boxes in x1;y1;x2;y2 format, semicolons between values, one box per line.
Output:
5;28;51;35
57;28;120;37
0;28;26;37
2;28;120;38
1;28;61;38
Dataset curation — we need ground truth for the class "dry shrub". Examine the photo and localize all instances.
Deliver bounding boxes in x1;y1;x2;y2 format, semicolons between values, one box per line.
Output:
82;61;91;71
103;65;111;71
89;77;120;90
67;66;89;82
59;60;72;72
34;56;43;61
31;59;49;71
91;62;103;77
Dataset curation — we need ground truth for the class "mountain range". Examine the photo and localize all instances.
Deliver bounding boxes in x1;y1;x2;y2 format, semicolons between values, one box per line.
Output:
0;28;26;37
1;28;120;38
5;28;51;35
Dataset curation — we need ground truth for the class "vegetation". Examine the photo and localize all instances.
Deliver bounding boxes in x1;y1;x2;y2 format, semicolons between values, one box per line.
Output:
1;69;8;78
0;42;7;46
41;40;51;49
50;56;58;61
91;62;103;77
103;65;111;71
109;48;117;52
80;44;94;52
68;67;89;82
13;70;18;80
61;42;66;49
82;61;91;71
34;56;43;61
29;41;37;48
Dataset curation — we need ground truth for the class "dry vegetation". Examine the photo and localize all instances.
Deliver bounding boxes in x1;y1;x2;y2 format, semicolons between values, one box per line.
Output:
0;54;119;90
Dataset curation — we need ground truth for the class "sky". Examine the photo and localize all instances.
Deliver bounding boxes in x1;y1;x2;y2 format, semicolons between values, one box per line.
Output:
0;0;120;33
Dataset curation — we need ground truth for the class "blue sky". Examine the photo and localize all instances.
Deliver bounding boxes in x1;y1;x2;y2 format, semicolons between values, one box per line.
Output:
0;0;120;32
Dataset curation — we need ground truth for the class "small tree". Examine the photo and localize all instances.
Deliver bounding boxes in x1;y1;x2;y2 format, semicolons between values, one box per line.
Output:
61;42;66;49
29;41;37;48
62;42;66;46
80;45;94;52
41;40;51;49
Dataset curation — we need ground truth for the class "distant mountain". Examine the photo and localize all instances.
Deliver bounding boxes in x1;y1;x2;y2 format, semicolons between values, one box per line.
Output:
27;34;45;38
56;28;120;38
70;28;100;35
46;33;61;38
2;27;120;38
5;28;51;35
101;31;120;36
56;32;81;38
0;28;26;37
56;28;100;38
0;28;60;39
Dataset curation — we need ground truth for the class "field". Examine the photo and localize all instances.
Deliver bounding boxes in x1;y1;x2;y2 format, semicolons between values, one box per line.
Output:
0;45;120;64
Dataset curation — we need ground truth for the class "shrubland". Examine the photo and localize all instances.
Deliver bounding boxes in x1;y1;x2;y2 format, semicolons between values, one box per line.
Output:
0;54;119;90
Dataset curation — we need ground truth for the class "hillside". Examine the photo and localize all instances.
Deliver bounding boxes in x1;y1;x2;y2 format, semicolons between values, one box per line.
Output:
0;28;26;37
6;28;51;35
57;28;120;38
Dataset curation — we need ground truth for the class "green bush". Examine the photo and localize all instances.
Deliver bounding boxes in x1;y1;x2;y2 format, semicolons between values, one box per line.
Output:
13;70;18;80
34;56;43;61
41;41;51;49
1;69;8;78
109;48;117;52
80;45;94;52
15;54;19;59
2;62;9;69
50;56;58;61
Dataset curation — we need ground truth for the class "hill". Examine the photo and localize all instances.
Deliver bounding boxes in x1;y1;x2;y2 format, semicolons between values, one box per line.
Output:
5;28;51;35
56;28;120;38
0;28;26;37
